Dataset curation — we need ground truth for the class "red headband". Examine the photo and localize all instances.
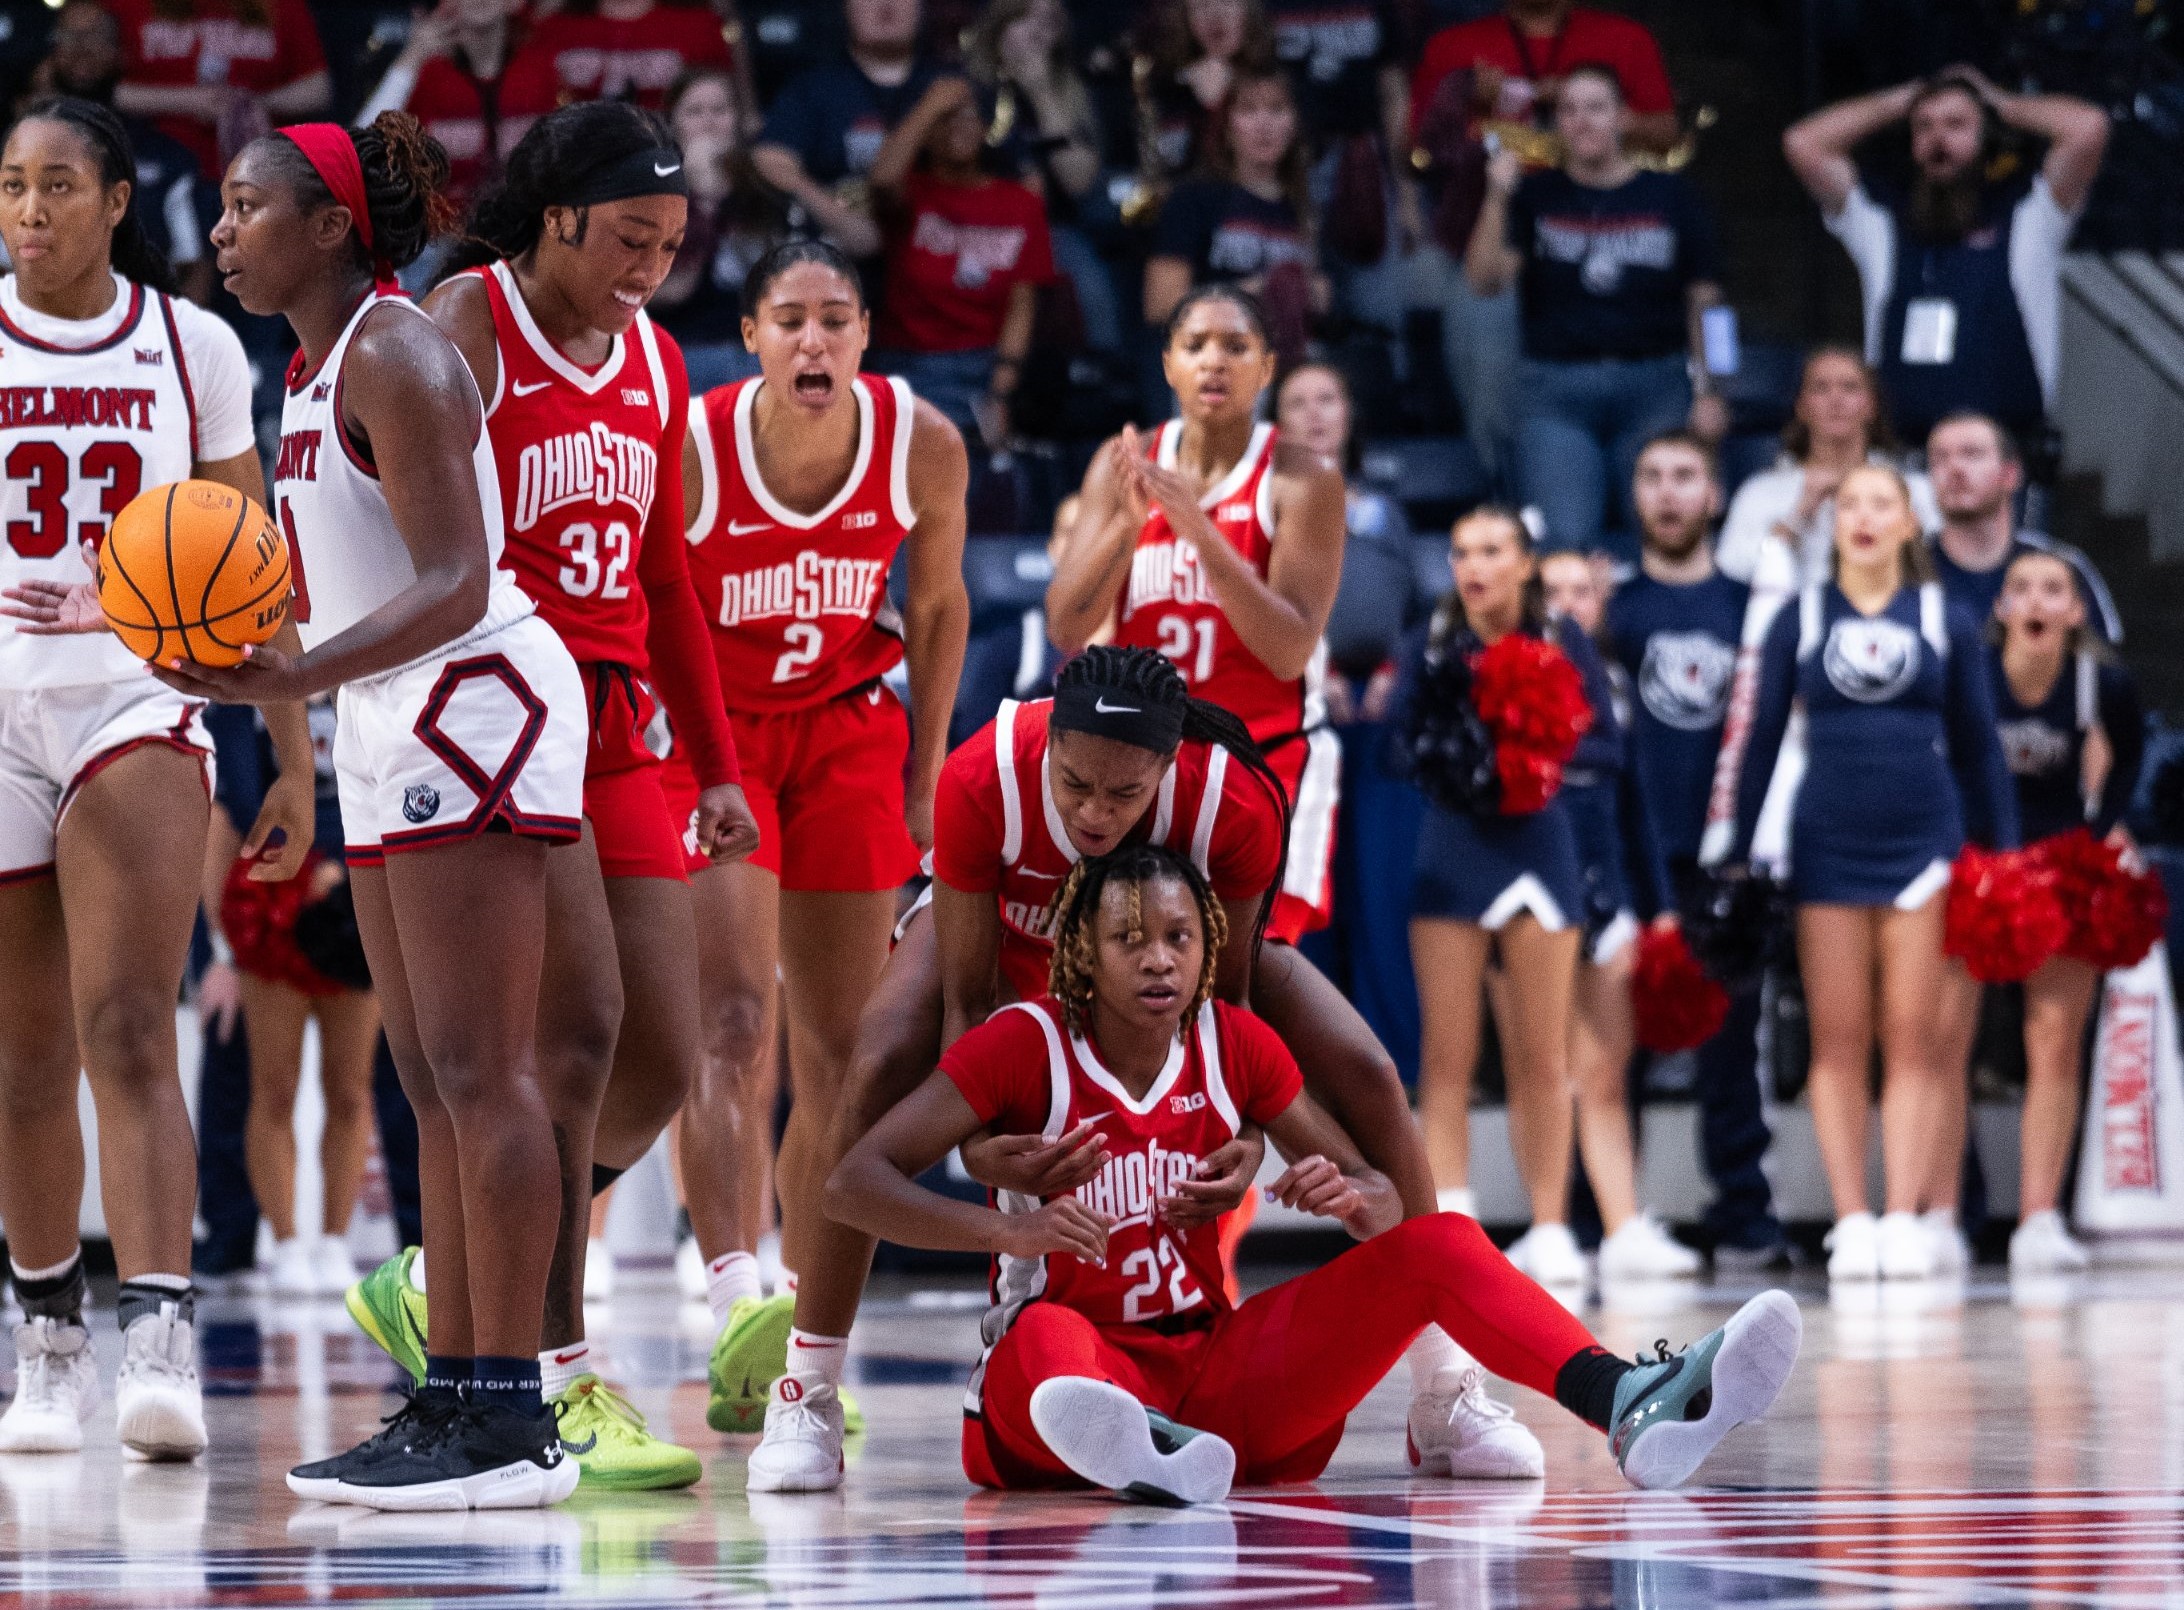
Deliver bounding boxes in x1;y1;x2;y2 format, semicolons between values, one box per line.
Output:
280;123;397;292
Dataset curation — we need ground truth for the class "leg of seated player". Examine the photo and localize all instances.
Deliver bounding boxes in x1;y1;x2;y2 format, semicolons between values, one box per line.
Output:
969;1303;1172;1490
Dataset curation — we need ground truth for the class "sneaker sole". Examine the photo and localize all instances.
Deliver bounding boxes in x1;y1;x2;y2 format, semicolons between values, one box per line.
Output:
573;1451;703;1491
1028;1378;1234;1506
1621;1291;1802;1492
335;1455;582;1512
118;1391;207;1462
0;1410;90;1454
707;1300;796;1434
286;1472;346;1502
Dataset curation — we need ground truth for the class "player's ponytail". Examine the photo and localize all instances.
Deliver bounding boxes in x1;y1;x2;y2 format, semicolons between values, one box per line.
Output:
445;100;681;275
354;111;454;270
12;99;176;294
1051;644;1292;961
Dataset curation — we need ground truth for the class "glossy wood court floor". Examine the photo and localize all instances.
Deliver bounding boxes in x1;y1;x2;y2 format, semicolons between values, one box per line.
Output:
2;1263;2179;1607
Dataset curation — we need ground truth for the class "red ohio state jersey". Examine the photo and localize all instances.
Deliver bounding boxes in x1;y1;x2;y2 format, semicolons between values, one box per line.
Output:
685;374;914;712
1111;420;1327;746
473;262;678;667
941;996;1303;1411
931;697;1284;1001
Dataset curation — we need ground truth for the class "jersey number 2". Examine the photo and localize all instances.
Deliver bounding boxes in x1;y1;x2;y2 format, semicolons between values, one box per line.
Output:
1156;615;1218;684
4;440;142;559
772;623;823;684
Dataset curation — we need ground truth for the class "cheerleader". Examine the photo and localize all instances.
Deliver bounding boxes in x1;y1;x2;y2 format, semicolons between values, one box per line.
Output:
1731;464;2016;1283
1988;551;2138;1271
1536;552;1698;1280
1393;508;1604;1289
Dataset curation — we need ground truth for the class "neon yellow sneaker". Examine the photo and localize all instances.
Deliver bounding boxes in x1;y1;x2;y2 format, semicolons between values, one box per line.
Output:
840;1386;865;1436
707;1295;793;1433
553;1375;702;1491
345;1247;429;1384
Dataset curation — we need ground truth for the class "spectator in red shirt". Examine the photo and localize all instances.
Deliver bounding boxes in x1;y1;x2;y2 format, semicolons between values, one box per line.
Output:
868;74;1055;445
1405;0;1678;502
513;0;737;112
353;0;558;221
108;0;331;177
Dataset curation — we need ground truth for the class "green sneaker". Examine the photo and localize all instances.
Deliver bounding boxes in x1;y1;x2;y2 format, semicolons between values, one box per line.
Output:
706;1295;794;1433
839;1385;864;1437
1610;1289;1802;1490
345;1247;429;1384
553;1374;702;1491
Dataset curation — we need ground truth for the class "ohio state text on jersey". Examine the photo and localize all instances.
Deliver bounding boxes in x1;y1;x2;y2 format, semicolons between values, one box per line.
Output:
685;373;915;711
1112;420;1328;745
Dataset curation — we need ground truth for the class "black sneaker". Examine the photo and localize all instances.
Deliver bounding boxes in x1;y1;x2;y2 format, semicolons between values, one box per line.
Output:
333;1401;580;1512
288;1387;462;1502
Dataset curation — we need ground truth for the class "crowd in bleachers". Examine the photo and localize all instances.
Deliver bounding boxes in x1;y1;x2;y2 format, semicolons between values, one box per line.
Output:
10;0;2181;1287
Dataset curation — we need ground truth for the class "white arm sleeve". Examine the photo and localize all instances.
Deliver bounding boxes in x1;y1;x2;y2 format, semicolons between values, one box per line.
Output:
1822;183;1894;365
172;300;258;463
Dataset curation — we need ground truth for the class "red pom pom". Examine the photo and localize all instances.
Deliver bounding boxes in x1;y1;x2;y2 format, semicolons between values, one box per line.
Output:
220;852;344;996
1943;846;2068;984
1631;924;1730;1053
1471;633;1593;814
2039;829;2169;971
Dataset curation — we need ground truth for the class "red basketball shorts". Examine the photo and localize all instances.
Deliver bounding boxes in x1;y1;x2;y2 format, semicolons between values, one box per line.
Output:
580;661;689;883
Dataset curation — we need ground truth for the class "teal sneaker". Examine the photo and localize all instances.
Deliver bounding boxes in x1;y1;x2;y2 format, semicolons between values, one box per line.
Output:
345;1247;429;1384
1027;1376;1234;1506
1610;1289;1802;1489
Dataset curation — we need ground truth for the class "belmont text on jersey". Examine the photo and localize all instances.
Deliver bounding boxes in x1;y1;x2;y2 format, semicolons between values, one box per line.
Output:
0;386;160;432
509;419;659;536
714;548;889;632
274;429;320;485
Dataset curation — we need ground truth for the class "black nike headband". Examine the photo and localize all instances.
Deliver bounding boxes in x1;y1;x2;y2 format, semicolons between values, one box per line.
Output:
1050;675;1187;753
564;146;690;207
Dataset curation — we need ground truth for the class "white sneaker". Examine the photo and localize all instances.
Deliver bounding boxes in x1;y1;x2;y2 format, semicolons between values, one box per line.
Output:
1921;1209;1970;1274
312;1237;359;1296
1597;1214;1703;1280
269;1238;315;1297
2010;1209;2090;1273
583;1239;615;1302
674;1236;707;1303
746;1380;846;1493
1825;1212;1880;1281
0;1317;98;1453
1504;1223;1587;1287
1406;1366;1545;1479
115;1305;207;1461
1027;1376;1235;1505
1876;1211;1937;1280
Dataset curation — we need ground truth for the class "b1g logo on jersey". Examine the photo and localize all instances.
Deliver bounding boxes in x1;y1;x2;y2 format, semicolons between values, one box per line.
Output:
1639;631;1736;731
716;549;887;630
1121;541;1215;620
510;422;659;534
1822;617;1922;705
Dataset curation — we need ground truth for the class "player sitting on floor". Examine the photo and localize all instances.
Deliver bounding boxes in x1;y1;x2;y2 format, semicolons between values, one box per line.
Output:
826;842;1804;1503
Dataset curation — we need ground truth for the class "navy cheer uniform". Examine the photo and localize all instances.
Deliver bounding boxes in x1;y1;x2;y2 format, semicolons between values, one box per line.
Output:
1735;583;2017;905
1559;653;1653;963
1991;645;2143;844
1607;570;1748;889
1397;615;1618;931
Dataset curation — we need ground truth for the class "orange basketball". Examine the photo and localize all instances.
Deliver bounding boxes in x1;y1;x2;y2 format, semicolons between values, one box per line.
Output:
99;480;291;669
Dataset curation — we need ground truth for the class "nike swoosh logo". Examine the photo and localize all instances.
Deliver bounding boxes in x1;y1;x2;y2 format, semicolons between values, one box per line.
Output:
728;520;773;535
654;162;681;176
551;1348;587;1364
1094;697;1140;714
562;1433;597;1455
512;378;552;396
1020;869;1060;880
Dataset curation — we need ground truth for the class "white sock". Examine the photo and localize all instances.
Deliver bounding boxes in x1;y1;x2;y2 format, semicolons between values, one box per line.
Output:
539;1339;591;1400
410;1249;426;1294
782;1328;846;1391
1437;1187;1477;1218
1404;1326;1473;1394
706;1251;763;1331
10;1250;82;1284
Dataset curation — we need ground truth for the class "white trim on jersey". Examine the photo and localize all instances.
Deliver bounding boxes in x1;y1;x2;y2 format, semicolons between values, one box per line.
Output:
488;261;626;395
1199;1001;1239;1136
631;314;671;432
685;396;719;541
995;698;1025;867
885;374;918;531
733;376;875;530
1070;1020;1188;1116
1156;418;1274;508
1192;747;1228;877
1283;728;1341;904
1150;762;1179;844
1039;748;1082;866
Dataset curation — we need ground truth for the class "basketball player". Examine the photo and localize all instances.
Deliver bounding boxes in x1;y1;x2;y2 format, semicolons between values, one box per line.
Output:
0;98;315;1461
669;240;969;1434
828;842;1803;1502
744;646;1542;1491
336;99;758;1492
168;114;590;1510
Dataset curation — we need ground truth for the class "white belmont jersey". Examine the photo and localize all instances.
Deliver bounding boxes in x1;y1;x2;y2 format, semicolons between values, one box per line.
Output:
274;293;529;661
0;276;212;689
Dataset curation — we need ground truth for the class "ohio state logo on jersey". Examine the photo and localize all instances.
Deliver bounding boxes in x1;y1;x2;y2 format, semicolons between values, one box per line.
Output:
509;421;658;534
714;550;888;631
1122;540;1216;619
1077;1138;1209;1242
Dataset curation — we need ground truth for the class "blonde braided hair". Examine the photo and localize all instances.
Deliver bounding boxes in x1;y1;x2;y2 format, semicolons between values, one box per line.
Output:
1045;844;1228;1038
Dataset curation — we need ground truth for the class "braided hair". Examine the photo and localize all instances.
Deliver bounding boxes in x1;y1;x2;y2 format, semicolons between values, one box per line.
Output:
445;100;677;275
255;112;454;273
1047;843;1228;1038
9;99;175;293
1051;644;1291;960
